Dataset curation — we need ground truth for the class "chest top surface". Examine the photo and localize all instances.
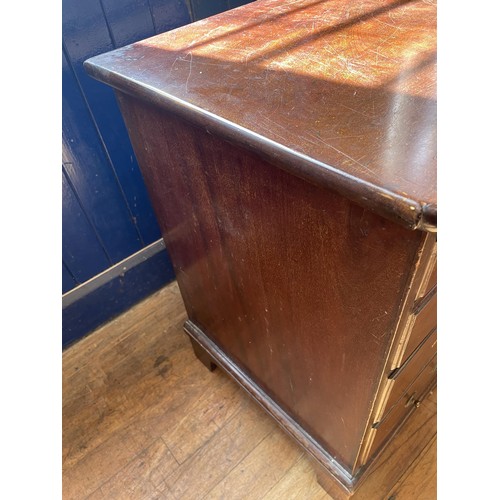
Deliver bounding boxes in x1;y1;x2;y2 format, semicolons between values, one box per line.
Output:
85;0;437;232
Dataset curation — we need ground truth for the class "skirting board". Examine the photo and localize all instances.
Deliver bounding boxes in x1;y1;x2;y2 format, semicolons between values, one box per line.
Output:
62;239;175;349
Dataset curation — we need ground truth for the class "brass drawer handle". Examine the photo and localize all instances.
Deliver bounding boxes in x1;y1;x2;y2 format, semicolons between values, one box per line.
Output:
405;392;421;408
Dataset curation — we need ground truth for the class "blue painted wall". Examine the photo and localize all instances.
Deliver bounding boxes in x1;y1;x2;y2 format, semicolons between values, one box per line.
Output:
62;0;254;346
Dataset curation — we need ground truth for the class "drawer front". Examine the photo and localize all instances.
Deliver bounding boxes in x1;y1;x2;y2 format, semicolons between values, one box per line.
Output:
358;239;436;469
370;354;437;456
423;262;437;297
418;255;437;300
398;291;437;369
383;328;437;421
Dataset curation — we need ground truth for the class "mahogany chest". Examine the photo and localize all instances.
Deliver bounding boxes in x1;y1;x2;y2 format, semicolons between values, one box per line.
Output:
85;0;437;496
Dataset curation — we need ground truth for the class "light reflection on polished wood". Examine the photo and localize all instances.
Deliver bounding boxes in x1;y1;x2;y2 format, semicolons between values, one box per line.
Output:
85;0;437;232
63;282;436;500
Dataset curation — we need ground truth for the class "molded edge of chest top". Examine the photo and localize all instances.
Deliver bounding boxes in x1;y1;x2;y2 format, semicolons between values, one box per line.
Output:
84;0;437;233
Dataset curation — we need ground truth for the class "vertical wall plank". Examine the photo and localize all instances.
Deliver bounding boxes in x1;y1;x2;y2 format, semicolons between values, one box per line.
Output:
62;0;193;297
189;0;229;20
187;0;255;23
228;0;255;8
63;0;162;246
100;0;156;49
62;0;248;326
62;47;142;262
62;167;110;284
63;261;78;294
149;0;193;30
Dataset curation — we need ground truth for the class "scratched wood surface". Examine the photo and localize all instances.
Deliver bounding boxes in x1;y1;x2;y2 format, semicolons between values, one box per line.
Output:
116;95;426;472
63;281;436;499
85;0;437;231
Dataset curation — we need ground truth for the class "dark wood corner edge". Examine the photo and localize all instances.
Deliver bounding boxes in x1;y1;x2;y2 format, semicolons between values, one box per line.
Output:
417;203;437;233
83;59;437;235
183;319;356;492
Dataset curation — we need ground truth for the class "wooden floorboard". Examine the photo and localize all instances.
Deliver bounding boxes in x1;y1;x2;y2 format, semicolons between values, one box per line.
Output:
63;282;436;500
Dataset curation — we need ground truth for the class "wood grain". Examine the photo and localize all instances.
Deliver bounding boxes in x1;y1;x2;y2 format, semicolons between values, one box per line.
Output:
63;282;436;499
98;438;178;499
160;374;241;464
386;436;437;500
163;399;275;498
82;1;436;494
85;0;436;231
116;94;426;472
204;427;303;499
264;455;330;500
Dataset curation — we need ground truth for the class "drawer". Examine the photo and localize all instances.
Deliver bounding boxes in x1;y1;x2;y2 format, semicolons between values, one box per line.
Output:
417;254;437;300
370;353;437;457
402;291;437;366
423;262;437;297
384;328;437;419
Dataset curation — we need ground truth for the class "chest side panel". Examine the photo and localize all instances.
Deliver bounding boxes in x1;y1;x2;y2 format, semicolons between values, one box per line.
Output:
117;93;425;471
